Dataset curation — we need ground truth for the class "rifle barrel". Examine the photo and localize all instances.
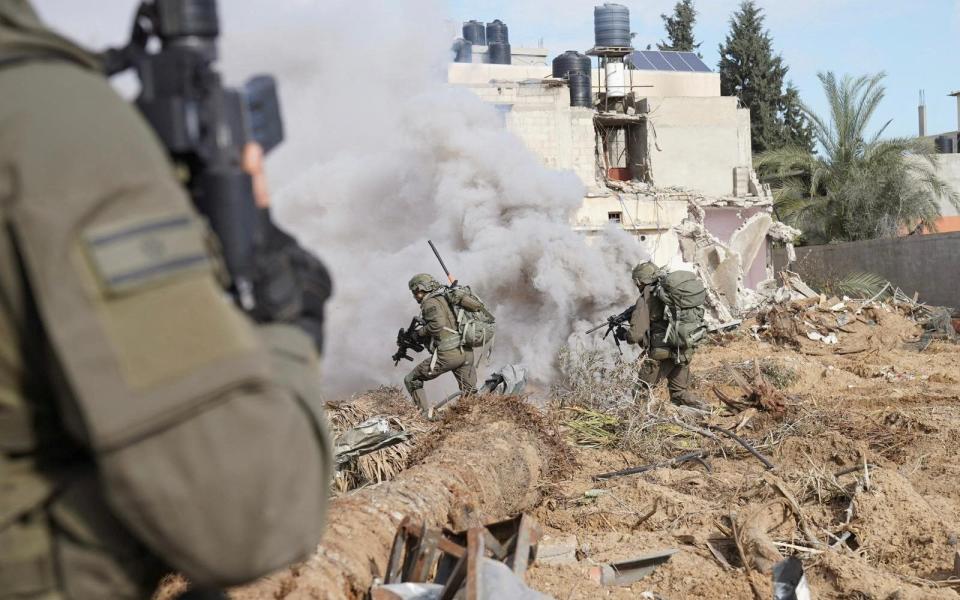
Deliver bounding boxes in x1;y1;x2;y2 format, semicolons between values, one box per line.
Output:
585;322;607;334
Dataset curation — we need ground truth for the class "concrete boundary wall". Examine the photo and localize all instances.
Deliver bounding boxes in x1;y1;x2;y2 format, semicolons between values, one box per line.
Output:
772;232;960;309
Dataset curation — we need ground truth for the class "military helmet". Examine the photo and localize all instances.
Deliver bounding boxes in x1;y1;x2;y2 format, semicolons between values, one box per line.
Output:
408;273;440;293
632;261;659;286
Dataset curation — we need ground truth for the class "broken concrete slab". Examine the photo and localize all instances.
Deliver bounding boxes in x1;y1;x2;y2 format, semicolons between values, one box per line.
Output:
729;213;773;274
536;534;579;566
588;549;679;586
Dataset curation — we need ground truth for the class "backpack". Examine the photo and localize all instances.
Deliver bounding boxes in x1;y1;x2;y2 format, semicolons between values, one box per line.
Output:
655;270;708;357
442;285;496;352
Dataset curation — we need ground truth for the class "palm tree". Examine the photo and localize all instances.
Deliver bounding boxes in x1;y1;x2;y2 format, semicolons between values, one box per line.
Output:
756;72;959;244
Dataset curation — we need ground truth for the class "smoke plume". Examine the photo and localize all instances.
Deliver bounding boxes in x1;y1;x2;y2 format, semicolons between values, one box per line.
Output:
222;0;649;397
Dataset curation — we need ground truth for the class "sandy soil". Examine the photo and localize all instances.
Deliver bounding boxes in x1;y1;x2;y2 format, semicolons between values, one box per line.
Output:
156;306;960;599
526;315;960;599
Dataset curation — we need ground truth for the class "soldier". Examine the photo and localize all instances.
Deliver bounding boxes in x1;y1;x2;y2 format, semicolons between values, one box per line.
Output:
0;3;332;599
403;274;479;419
623;262;709;409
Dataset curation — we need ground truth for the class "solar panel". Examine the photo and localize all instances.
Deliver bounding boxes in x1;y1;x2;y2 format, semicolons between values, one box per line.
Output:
662;52;693;71
627;50;713;73
678;52;712;72
641;50;672;70
628;52;655;69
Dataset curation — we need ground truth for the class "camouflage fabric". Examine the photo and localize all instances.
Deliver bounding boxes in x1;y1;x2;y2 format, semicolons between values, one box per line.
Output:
408;273;440;293
403;286;476;415
637;358;706;409
0;3;332;597
631;261;659;287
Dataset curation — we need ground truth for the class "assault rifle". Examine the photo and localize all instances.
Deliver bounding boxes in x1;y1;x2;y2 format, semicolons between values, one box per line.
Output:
586;306;635;354
393;317;426;365
104;0;284;312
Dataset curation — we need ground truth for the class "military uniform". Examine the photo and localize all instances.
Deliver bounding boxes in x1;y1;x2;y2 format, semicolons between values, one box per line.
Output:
0;3;332;598
625;263;706;409
403;274;478;416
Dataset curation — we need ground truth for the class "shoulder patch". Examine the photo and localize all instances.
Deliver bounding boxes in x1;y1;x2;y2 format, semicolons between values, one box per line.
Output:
83;213;211;296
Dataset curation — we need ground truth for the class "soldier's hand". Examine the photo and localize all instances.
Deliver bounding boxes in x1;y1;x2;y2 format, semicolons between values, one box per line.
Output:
614;326;628;342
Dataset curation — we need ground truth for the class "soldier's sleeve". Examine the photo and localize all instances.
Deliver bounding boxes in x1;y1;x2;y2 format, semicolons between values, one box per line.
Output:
420;297;448;339
625;296;650;346
1;62;333;473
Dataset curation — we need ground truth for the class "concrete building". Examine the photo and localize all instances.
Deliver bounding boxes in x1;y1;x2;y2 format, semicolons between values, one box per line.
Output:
447;22;785;316
922;91;960;232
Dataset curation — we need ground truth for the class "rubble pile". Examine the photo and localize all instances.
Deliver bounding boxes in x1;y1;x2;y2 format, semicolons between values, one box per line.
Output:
753;271;956;356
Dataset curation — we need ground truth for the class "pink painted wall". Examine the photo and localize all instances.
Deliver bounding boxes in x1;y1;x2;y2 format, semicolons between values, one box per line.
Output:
703;207;770;289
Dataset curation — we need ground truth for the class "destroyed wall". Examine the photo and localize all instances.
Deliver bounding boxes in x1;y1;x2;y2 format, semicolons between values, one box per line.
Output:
703;207;770;289
773;232;960;309
638;96;752;197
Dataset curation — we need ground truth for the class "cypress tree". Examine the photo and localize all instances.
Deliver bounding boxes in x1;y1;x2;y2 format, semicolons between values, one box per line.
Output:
718;1;811;153
781;83;815;152
658;0;701;55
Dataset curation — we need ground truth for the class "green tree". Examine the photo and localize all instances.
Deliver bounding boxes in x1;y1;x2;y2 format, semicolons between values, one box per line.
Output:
756;72;959;244
658;0;701;55
718;1;811;153
781;83;814;152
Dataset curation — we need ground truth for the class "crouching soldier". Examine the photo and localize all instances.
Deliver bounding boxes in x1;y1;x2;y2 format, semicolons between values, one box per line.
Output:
402;274;495;418
623;262;709;410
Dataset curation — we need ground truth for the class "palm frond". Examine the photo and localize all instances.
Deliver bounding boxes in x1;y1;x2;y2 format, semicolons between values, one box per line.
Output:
822;271;890;299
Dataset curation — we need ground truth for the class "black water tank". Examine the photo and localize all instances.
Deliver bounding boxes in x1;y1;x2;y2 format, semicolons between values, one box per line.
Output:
452;38;473;63
569;71;592;107
486;19;509;44
462;20;485;45
552;50;591;79
594;3;631;48
488;42;511;65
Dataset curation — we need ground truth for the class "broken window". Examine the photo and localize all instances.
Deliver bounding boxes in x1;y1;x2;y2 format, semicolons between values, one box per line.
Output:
608;211;622;223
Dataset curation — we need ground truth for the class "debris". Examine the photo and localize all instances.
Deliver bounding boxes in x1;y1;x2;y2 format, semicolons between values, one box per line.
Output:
593;450;708;481
536;534;579;566
712;361;787;414
371;583;443;600
707;425;775;470
588;549;679;586
434;363;529;411
377;514;546;600
953;550;960;578
334;416;412;466
772;557;812;600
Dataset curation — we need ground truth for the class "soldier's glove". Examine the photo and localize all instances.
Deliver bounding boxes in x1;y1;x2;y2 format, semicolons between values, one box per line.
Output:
249;210;332;353
614;326;629;342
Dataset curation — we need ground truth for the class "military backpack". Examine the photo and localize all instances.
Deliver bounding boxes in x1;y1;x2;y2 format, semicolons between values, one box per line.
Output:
441;285;496;351
655;270;708;357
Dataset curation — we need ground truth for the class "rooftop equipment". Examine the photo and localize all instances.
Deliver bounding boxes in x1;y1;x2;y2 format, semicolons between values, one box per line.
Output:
552;51;593;107
594;4;631;48
485;19;509;44
462;20;486;45
488;42;511;65
452;38;473;63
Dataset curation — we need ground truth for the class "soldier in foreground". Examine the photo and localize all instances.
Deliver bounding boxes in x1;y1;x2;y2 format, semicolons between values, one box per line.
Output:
0;2;332;599
622;262;709;409
401;273;494;419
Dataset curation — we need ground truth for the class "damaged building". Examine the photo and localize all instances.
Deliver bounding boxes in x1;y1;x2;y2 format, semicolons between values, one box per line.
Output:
448;5;798;317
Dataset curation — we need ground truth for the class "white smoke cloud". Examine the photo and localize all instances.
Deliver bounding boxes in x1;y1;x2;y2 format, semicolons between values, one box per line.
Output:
218;0;649;397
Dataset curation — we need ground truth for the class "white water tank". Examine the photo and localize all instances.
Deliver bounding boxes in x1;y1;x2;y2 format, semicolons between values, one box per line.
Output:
605;61;627;98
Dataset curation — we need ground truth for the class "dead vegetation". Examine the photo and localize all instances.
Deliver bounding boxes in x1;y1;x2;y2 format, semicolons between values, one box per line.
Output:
530;305;960;599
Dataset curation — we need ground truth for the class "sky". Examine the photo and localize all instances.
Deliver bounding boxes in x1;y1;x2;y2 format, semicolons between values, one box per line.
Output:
31;0;960;138
446;0;960;138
